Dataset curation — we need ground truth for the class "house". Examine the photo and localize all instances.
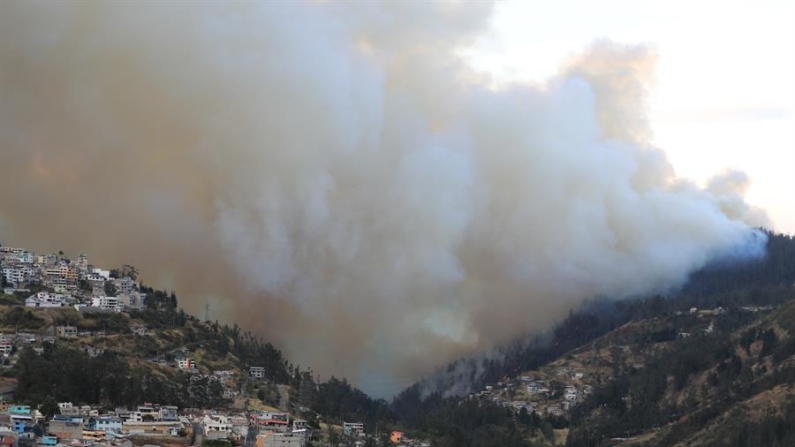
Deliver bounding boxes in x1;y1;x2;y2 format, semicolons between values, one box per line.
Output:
59;402;79;416
252;412;289;431
123;420;183;436
1;268;26;287
56;326;78;338
564;386;578;401
25;292;69;308
119;292;147;310
131;325;148;336
160;406;179;421
9;406;32;434
114;277;137;295
48;415;84;440
176;357;196;370
390;431;405;444
343;422;364;437
89;417;123;432
250;366;265;379
202;415;232;439
292;420;307;431
85;346;105;358
547;405;563;417
257;430;306;447
40;435;58;446
131;405;159;422
0;336;13;357
91;296;123;312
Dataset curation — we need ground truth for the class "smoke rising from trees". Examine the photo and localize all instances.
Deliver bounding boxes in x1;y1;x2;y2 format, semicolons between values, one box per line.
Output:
0;2;768;396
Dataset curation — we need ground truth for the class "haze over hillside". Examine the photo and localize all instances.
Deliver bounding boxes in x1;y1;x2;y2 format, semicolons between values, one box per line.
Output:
0;2;771;396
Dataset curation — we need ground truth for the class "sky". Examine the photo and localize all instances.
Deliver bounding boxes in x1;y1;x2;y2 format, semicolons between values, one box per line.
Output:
463;0;795;234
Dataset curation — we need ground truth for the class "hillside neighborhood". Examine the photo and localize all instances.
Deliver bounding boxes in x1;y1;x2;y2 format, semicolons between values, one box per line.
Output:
1;243;425;447
3;233;795;447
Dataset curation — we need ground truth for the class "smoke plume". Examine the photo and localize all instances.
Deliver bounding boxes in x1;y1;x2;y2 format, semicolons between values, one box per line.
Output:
0;2;768;396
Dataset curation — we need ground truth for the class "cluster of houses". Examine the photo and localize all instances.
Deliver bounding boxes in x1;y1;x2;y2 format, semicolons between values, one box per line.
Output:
0;403;187;447
1;246;146;315
471;367;593;419
0;402;322;447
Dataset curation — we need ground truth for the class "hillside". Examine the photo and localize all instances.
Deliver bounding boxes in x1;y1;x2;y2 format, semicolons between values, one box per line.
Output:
387;231;795;447
2;233;794;447
0;293;294;413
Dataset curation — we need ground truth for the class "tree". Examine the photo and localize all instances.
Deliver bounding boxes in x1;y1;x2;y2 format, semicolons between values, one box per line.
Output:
328;427;341;447
142;414;155;422
104;281;118;297
40;397;60;418
78;279;92;293
121;264;139;281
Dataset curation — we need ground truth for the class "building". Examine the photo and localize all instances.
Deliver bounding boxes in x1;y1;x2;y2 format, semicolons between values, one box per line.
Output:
114;277;137;295
131;405;159;422
9;406;32;434
85;346;105;358
202;415;232;439
160;406;179;421
292;420;307;431
1;268;26;286
257;431;306;447
89;417;123;432
56;326;78;338
342;422;364;438
252;412;289;432
176;357;196;370
25;292;69;308
0;336;13;357
92;296;123;312
48;415;84;440
250;366;265;379
120;292;146;310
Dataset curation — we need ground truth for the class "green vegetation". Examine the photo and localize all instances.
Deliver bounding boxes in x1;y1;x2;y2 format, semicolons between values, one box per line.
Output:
2;307;45;329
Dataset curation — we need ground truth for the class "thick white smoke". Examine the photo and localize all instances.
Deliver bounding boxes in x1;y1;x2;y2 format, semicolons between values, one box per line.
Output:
0;2;768;396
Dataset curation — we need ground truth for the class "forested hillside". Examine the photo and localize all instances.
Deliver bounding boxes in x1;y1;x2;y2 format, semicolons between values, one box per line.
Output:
384;231;795;446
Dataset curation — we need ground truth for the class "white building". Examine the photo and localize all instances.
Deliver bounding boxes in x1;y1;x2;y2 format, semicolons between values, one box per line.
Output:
250;366;265;379
258;431;306;447
176;357;196;370
92;296;123;312
25;292;69;308
203;415;232;439
56;326;78;338
343;422;364;437
0;335;14;356
2;267;26;286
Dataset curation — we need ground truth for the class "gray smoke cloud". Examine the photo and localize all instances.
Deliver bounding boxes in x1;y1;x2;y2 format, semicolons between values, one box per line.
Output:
0;2;769;396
